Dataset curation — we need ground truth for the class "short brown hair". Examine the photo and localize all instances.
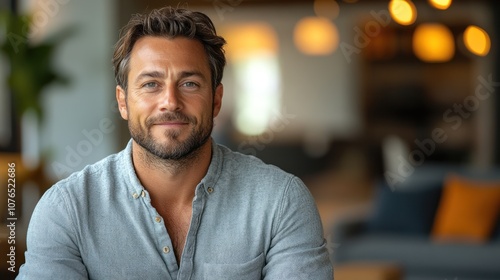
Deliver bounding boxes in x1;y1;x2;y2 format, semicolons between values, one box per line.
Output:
112;7;226;93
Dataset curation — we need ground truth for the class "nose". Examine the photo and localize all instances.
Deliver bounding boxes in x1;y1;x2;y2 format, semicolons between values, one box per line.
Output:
160;84;182;112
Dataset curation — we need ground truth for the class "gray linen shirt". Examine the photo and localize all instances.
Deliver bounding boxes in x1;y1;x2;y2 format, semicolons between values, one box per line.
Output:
18;140;333;279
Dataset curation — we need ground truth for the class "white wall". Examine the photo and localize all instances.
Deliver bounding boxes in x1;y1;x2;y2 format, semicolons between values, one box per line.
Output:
20;0;118;180
200;3;364;145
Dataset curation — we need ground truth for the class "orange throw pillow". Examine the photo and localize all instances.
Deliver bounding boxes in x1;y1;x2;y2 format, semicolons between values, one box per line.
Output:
431;174;500;243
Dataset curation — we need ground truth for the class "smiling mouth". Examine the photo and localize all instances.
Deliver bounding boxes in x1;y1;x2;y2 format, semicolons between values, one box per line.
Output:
155;122;189;126
147;112;194;130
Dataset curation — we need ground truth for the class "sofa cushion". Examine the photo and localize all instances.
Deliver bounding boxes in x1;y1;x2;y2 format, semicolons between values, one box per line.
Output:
367;181;442;236
334;235;500;278
432;174;500;243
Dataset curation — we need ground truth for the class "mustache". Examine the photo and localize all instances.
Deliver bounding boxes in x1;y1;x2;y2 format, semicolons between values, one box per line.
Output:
146;112;196;127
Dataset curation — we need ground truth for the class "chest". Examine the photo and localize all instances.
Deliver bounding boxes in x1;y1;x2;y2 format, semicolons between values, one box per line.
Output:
157;205;193;261
82;190;272;278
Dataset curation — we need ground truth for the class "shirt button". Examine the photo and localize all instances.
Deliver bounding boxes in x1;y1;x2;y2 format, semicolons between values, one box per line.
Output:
163;246;170;254
141;190;146;197
155;216;162;223
132;192;139;199
207;187;214;193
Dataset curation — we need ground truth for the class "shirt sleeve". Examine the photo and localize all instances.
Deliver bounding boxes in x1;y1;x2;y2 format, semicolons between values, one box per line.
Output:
263;176;333;280
17;186;89;280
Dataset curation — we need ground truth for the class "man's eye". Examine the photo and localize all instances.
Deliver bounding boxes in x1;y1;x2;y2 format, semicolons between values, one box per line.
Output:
143;82;158;88
182;82;197;88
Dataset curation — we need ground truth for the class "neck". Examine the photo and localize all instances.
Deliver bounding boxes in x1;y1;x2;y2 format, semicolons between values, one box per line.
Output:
132;138;213;205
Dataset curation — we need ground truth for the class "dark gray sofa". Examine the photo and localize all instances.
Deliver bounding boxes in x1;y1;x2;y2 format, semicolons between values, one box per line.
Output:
331;164;500;280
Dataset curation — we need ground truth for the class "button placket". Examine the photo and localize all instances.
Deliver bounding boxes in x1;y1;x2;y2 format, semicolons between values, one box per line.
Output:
134;187;177;271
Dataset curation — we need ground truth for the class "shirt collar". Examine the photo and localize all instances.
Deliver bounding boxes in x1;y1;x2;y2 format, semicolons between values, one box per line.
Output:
199;139;223;195
121;140;144;198
120;139;223;197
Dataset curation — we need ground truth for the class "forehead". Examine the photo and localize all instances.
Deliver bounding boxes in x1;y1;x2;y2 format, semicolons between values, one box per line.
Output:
128;36;210;77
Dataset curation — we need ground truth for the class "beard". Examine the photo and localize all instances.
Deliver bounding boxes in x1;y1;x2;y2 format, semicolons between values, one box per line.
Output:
129;111;213;161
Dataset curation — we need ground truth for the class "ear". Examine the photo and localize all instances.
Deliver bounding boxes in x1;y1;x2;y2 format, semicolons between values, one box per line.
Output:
116;85;129;120
212;83;223;118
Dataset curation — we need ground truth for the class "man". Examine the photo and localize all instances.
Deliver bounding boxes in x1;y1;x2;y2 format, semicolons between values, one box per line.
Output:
18;7;332;279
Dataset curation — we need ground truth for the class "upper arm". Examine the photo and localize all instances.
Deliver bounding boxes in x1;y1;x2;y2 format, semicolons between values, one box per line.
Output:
17;187;88;280
263;177;333;280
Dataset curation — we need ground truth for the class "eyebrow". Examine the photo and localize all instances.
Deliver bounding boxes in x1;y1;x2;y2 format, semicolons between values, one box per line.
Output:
179;71;206;81
134;70;207;84
135;71;165;83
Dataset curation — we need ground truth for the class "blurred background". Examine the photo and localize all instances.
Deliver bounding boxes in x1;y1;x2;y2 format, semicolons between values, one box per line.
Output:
1;0;500;279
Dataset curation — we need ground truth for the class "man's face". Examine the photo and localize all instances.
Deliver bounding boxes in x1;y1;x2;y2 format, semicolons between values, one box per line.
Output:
116;36;223;160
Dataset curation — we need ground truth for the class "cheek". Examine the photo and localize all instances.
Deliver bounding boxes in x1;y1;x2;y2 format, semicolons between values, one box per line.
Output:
127;99;153;124
197;99;215;122
198;95;215;112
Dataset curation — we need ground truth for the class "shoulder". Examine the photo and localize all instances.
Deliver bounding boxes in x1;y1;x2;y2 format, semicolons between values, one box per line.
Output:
44;149;127;202
59;151;122;186
217;144;295;181
215;144;308;197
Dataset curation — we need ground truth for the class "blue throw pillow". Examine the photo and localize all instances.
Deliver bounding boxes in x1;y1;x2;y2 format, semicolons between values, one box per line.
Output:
367;181;442;236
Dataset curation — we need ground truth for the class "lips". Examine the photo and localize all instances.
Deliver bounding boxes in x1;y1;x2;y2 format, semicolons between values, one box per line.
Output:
147;112;194;128
155;121;188;126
